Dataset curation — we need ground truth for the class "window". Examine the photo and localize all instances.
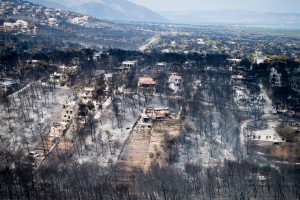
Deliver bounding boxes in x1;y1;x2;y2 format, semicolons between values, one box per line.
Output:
258;135;261;140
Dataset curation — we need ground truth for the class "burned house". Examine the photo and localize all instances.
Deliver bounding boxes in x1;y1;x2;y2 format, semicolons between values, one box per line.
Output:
140;107;170;127
60;101;76;123
138;77;157;93
49;101;76;137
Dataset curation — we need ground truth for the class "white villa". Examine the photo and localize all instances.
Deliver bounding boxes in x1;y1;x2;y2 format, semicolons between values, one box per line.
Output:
168;73;182;92
49;72;63;83
247;120;286;143
156;62;167;68
227;58;242;63
250;130;285;143
0;80;18;93
122;60;138;67
169;73;182;87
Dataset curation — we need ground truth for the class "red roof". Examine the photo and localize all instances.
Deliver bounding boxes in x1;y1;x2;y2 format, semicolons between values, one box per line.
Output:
138;77;157;85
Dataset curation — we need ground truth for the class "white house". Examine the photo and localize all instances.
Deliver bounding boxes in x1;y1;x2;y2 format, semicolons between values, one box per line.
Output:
104;73;113;81
169;73;182;87
49;72;63;83
231;74;244;85
156;62;167;68
227;58;242;63
197;38;205;45
255;51;266;64
250;129;285;143
0;80;19;93
122;60;138;67
168;73;182;92
93;52;102;61
25;59;41;68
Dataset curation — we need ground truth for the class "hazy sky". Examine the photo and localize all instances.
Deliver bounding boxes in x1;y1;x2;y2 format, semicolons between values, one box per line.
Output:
129;0;300;13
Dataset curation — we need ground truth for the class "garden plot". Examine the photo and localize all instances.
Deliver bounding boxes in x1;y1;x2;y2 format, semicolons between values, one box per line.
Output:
116;119;181;172
144;120;181;171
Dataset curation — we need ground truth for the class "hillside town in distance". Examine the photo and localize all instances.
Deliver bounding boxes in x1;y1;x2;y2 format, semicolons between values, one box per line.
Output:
1;0;300;199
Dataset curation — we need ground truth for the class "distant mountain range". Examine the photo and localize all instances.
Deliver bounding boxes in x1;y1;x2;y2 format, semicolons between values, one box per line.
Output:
28;0;166;22
160;10;300;29
15;0;300;29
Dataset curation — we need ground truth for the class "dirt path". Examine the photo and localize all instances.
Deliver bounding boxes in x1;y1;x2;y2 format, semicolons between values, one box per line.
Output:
118;126;152;170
